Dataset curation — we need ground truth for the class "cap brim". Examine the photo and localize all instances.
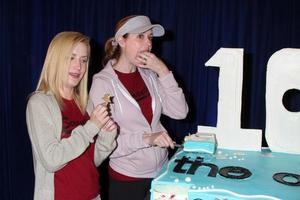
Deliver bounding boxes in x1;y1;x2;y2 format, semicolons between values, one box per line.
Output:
129;24;165;37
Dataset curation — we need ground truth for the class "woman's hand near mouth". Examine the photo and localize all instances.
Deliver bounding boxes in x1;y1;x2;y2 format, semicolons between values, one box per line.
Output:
136;51;170;77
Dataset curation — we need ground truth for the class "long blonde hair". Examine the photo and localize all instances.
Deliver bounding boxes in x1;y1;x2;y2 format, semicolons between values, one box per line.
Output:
36;31;90;113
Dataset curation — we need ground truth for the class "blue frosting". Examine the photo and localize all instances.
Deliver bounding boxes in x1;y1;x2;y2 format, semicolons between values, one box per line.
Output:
183;132;217;154
183;140;216;154
151;148;300;200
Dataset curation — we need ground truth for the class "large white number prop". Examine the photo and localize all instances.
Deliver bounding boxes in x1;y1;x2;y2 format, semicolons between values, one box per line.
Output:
198;48;262;151
265;49;300;154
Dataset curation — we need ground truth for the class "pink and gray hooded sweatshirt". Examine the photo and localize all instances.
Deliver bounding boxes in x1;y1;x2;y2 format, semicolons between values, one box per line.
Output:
89;59;188;178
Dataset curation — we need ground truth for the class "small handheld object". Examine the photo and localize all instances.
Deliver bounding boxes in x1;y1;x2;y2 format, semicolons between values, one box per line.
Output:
102;93;112;106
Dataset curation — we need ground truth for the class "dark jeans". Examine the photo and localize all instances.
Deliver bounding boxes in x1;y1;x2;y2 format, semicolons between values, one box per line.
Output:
108;176;152;200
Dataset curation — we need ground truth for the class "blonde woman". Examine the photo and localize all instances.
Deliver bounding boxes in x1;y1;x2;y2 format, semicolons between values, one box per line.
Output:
26;31;117;200
90;15;188;200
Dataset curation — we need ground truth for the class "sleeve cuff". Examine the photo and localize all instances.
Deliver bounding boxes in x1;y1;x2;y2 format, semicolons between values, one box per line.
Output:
83;120;100;143
98;130;117;142
140;133;151;148
158;71;178;88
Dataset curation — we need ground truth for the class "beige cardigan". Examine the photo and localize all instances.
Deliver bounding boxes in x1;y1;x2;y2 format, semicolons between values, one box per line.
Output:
26;91;117;200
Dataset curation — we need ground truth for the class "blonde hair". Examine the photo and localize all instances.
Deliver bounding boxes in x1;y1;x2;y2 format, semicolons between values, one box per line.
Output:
36;31;90;113
103;15;137;65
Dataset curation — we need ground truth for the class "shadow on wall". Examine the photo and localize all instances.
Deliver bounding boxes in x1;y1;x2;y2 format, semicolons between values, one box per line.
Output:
89;40;109;199
88;39;105;90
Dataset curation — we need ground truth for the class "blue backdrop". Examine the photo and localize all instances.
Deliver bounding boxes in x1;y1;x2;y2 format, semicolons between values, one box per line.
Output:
1;0;300;199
